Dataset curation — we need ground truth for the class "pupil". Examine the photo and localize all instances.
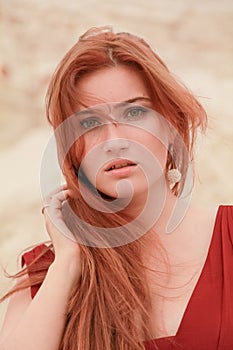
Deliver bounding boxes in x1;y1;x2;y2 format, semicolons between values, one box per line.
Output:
130;109;139;117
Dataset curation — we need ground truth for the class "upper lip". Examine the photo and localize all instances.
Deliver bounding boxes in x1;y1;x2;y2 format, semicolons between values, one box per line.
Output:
104;159;137;171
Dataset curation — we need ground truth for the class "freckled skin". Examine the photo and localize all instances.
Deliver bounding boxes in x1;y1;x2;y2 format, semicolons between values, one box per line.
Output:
76;65;168;201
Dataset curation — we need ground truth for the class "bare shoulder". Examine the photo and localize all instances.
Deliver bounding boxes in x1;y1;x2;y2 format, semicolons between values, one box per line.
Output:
154;204;219;264
163;204;219;264
188;204;219;235
184;204;219;256
0;274;32;344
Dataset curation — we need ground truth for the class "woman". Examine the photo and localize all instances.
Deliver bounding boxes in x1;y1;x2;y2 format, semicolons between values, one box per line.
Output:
0;26;232;350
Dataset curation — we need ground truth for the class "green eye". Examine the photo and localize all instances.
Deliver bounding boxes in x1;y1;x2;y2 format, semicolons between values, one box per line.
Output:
126;106;147;120
80;118;102;129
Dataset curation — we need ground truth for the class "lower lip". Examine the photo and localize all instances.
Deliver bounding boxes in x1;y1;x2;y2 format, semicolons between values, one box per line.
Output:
105;165;138;177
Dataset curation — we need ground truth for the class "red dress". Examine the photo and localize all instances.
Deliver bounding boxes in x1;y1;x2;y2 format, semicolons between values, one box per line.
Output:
22;205;233;349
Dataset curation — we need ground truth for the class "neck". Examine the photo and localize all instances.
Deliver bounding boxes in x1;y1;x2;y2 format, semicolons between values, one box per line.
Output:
122;179;182;234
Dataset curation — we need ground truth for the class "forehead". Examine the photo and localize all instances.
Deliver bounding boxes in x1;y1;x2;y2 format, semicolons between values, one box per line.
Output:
75;65;151;108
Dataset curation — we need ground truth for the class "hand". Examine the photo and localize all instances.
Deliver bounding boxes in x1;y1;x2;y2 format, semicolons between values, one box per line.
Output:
42;185;81;267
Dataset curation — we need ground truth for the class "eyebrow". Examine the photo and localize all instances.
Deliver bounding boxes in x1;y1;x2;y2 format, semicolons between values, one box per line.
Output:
75;108;94;116
124;96;152;104
75;97;152;117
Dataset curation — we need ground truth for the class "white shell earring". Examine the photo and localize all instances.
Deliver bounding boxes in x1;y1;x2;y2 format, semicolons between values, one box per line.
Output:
167;168;182;185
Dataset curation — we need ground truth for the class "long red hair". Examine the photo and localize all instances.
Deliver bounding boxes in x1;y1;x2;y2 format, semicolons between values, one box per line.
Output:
1;26;207;349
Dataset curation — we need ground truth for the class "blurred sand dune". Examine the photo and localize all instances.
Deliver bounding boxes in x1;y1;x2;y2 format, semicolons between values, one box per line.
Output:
0;0;232;326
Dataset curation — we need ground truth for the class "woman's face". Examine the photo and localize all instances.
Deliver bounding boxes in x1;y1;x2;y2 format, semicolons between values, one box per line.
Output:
75;65;169;202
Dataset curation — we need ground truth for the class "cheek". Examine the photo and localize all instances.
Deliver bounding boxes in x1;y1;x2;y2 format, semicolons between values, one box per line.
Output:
141;120;169;170
140;115;170;164
134;130;168;168
137;136;168;187
79;137;104;186
150;138;168;167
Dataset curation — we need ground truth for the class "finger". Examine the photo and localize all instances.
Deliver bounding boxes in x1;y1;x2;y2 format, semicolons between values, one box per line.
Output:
43;199;76;242
51;183;68;194
42;189;70;215
42;184;68;206
50;190;70;210
43;184;68;199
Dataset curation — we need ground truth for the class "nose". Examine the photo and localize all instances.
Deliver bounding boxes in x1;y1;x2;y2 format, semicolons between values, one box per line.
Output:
102;123;130;154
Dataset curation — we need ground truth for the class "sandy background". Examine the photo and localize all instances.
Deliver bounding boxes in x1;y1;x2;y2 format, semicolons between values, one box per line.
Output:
0;0;232;327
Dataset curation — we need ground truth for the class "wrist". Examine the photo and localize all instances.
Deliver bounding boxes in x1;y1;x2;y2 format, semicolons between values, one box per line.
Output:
49;255;81;284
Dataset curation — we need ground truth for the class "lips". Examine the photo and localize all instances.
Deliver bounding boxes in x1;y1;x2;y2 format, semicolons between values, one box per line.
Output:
105;159;137;172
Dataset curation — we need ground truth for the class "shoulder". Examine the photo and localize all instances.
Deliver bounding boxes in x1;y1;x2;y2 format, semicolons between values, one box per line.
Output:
217;205;233;220
215;205;233;241
180;204;233;270
185;205;218;239
0;245;55;343
190;204;233;241
21;243;55;299
22;243;55;268
193;205;233;249
174;205;219;262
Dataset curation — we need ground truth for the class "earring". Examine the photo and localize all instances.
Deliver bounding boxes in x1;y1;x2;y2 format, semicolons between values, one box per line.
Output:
167;168;182;185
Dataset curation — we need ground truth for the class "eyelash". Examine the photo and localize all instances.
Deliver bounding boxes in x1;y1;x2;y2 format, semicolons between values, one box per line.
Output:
79;106;149;130
125;106;148;120
80;118;102;129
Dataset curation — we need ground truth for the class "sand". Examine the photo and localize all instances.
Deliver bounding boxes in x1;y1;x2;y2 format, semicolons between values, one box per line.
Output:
0;0;232;328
